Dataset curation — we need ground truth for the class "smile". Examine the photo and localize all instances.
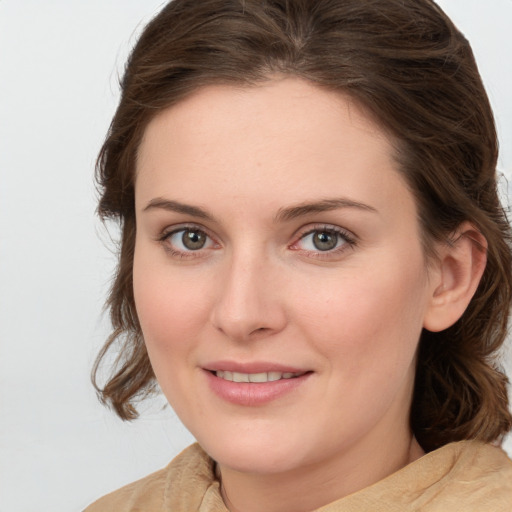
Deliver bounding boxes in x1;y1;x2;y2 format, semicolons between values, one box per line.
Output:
214;370;304;382
205;367;312;406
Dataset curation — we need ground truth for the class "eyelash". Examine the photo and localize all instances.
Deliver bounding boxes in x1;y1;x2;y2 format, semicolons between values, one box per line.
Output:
289;224;357;259
157;223;357;260
157;224;218;260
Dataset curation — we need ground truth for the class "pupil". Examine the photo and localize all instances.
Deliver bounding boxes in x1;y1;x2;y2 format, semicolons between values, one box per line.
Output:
313;231;337;251
182;230;206;250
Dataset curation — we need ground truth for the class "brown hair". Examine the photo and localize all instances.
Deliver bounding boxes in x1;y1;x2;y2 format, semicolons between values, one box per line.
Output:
92;0;512;452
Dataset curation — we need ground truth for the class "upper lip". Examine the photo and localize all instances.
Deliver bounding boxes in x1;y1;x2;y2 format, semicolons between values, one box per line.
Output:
203;360;309;374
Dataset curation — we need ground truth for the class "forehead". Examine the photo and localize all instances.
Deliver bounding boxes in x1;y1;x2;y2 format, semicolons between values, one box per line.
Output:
137;77;393;163
135;77;413;221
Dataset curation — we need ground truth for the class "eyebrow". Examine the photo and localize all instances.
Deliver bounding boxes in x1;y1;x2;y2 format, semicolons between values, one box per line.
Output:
143;198;214;220
142;197;378;222
275;198;378;222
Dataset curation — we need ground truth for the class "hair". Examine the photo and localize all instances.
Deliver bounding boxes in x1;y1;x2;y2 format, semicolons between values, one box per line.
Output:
92;0;512;452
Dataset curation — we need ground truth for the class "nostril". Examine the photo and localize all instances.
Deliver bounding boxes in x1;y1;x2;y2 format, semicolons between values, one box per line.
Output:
251;327;269;335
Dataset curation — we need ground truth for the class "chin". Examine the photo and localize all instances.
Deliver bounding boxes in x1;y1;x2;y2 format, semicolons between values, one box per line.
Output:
193;424;319;475
213;445;304;475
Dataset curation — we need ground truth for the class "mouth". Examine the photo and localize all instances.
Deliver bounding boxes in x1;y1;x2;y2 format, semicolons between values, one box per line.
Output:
204;364;312;405
213;370;306;383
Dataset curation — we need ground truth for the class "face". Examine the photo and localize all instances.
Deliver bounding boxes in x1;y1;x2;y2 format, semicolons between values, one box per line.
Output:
133;78;437;479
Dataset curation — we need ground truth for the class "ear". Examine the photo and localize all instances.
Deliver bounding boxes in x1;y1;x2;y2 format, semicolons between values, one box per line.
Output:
423;222;487;332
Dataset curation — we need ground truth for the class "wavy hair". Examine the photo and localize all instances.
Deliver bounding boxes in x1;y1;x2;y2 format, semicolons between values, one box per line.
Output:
92;0;512;452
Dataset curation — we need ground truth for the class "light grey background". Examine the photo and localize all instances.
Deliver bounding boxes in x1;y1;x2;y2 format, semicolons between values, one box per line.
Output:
0;2;510;511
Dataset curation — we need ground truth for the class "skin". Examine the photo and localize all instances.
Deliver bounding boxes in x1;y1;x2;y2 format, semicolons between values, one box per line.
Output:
132;77;479;512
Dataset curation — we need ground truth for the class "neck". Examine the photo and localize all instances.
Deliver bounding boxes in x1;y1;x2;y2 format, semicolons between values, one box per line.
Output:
218;433;424;512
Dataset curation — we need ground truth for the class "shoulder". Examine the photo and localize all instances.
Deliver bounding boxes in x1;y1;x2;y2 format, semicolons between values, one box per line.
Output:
329;441;512;512
449;441;512;494
458;439;512;468
404;441;512;511
84;443;216;512
446;440;512;483
421;441;512;511
83;466;168;512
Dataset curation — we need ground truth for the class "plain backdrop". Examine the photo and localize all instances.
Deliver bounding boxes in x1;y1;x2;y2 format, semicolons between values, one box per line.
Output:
0;1;511;511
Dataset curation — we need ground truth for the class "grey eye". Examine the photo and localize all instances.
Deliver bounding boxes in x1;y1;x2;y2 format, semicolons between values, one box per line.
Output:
312;230;339;251
181;229;207;250
163;226;217;256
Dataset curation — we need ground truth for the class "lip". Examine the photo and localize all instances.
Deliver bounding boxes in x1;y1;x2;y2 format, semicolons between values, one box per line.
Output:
203;361;312;406
204;360;308;374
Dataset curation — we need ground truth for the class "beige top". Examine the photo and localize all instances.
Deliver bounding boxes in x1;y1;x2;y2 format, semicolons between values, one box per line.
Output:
85;441;512;511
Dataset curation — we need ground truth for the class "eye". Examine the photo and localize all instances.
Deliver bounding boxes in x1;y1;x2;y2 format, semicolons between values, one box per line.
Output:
291;225;356;255
177;229;208;250
304;230;340;251
160;226;217;255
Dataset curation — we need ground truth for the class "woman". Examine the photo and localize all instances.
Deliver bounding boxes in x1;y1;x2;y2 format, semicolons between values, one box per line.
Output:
86;0;512;510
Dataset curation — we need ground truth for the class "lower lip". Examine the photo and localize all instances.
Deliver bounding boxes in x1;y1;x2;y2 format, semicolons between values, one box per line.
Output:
204;370;311;406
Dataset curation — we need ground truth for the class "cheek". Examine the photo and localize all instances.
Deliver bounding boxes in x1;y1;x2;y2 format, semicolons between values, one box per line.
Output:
293;257;429;374
132;246;210;356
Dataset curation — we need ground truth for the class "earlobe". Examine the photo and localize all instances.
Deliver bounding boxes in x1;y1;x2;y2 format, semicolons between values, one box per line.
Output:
423;222;487;333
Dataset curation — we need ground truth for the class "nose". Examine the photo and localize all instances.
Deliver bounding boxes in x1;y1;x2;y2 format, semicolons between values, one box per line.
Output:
210;249;287;342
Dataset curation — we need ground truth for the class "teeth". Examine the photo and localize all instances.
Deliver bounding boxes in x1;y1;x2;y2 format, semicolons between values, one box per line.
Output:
233;372;250;383
215;370;302;382
249;372;268;383
268;371;281;382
